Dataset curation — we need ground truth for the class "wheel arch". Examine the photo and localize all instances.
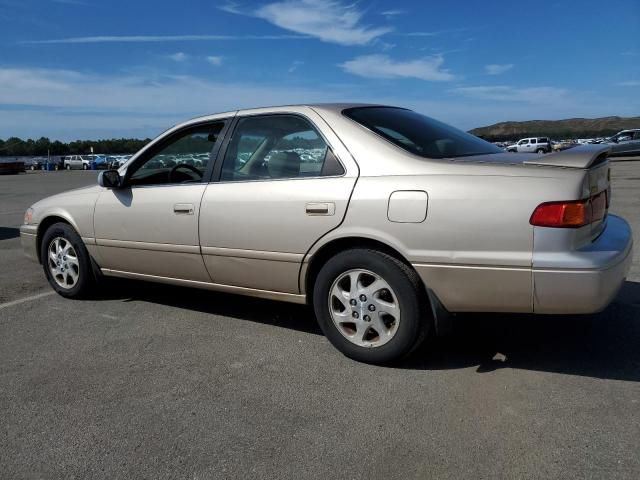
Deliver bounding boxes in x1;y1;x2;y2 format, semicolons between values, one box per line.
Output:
36;215;77;264
303;236;422;300
302;235;455;335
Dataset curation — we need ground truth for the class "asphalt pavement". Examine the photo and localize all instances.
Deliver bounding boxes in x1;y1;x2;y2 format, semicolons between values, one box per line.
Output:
1;165;639;479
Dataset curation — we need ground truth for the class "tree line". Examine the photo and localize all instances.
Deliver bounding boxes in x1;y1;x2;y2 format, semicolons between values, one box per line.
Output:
0;137;151;157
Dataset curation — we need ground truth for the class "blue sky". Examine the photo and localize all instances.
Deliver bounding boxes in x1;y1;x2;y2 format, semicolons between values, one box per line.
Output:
1;0;638;140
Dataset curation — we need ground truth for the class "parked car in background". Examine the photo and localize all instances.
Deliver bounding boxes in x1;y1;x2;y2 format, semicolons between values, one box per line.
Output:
63;155;91;170
0;158;25;174
107;155;132;169
92;155;110;169
552;140;577;152
506;137;552;153
20;104;632;364
24;157;46;170
607;129;640;156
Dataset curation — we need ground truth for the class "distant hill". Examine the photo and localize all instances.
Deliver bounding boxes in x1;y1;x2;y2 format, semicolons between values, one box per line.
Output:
470;116;640;141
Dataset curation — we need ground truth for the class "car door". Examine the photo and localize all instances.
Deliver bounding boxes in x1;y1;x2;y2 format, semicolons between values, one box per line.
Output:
516;139;528;152
527;138;537;152
611;131;633;154
633;131;640;154
93;119;230;281
199;108;358;294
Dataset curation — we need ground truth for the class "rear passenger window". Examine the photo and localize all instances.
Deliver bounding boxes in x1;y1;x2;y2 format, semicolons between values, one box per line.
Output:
220;115;344;181
531;139;537;144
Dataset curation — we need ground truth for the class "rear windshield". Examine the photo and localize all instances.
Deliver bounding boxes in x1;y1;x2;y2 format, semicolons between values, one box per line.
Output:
343;107;502;159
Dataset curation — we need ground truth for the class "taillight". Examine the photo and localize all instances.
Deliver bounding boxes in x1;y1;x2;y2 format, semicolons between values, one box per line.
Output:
530;190;607;228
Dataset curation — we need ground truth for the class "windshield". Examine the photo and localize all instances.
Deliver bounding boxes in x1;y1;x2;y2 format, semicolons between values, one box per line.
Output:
343;106;502;159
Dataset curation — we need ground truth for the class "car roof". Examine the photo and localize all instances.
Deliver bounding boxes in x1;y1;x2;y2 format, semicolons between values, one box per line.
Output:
185;103;389;124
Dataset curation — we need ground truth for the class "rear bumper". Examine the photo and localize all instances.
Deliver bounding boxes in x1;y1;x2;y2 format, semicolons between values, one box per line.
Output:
533;215;633;314
20;224;39;262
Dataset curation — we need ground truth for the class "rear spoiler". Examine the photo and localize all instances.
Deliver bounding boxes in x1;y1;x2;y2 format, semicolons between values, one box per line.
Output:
523;145;611;169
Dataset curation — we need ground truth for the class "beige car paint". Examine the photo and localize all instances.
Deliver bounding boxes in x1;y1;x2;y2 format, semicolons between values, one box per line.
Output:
20;104;633;315
93;183;210;281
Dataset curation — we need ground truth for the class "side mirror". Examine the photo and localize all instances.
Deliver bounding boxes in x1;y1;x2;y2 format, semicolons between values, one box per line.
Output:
98;169;122;188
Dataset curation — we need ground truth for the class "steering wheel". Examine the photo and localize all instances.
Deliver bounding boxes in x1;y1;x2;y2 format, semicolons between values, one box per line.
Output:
168;163;203;183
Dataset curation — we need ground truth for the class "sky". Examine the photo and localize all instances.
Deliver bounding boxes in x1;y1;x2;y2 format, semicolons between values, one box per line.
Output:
0;0;639;140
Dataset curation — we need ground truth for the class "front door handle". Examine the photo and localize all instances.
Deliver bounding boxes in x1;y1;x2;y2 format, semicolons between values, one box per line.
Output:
173;203;194;215
306;202;335;216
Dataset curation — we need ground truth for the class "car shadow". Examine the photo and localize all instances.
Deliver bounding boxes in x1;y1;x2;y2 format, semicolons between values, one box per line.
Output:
95;279;640;381
96;279;322;336
0;227;20;240
402;280;640;381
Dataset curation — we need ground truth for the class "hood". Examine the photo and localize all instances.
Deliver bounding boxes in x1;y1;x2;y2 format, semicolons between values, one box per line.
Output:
32;184;102;210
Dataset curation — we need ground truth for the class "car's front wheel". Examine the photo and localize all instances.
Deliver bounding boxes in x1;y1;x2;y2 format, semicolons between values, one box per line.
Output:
41;222;95;298
313;248;430;364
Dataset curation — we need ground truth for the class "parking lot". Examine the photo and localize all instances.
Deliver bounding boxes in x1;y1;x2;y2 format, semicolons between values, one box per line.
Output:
1;164;639;479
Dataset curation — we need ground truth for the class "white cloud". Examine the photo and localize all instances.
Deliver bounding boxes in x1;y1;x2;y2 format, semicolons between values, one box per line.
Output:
0;67;346;139
206;56;223;66
405;31;439;37
406;28;473;37
451;85;568;103
340;54;456;81
22;34;306;44
381;9;405;16
615;81;640;87
484;63;513;75
223;0;392;46
288;60;304;73
0;67;635;140
168;52;188;62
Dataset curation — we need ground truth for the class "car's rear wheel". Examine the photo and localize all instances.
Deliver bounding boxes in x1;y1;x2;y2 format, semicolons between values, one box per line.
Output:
313;248;430;364
30;165;35;171
82;163;88;170
536;148;546;154
41;222;95;298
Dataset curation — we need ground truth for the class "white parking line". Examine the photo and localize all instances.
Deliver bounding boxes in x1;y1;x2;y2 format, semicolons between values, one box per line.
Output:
0;291;55;310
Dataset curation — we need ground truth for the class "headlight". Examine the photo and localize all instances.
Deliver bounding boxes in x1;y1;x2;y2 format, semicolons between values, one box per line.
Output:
24;207;34;224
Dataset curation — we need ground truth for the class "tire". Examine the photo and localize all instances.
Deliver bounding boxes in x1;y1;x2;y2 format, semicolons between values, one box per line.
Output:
30;165;35;171
41;222;95;298
65;164;71;170
536;148;545;154
82;163;88;170
313;248;430;364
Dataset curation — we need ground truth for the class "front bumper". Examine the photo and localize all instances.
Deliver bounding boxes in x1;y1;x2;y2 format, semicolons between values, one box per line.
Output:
20;224;39;262
533;215;633;314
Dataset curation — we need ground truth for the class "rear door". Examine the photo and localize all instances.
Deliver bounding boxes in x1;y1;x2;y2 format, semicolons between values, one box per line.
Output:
199;108;358;294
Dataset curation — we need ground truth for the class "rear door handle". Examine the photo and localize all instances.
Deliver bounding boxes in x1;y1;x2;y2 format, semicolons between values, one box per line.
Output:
306;202;335;216
173;203;194;215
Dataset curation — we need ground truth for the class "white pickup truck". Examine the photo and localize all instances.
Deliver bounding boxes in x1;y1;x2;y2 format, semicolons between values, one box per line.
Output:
506;137;552;154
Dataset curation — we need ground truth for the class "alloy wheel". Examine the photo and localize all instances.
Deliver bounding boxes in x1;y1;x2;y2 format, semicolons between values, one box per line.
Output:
47;237;80;289
328;269;401;347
